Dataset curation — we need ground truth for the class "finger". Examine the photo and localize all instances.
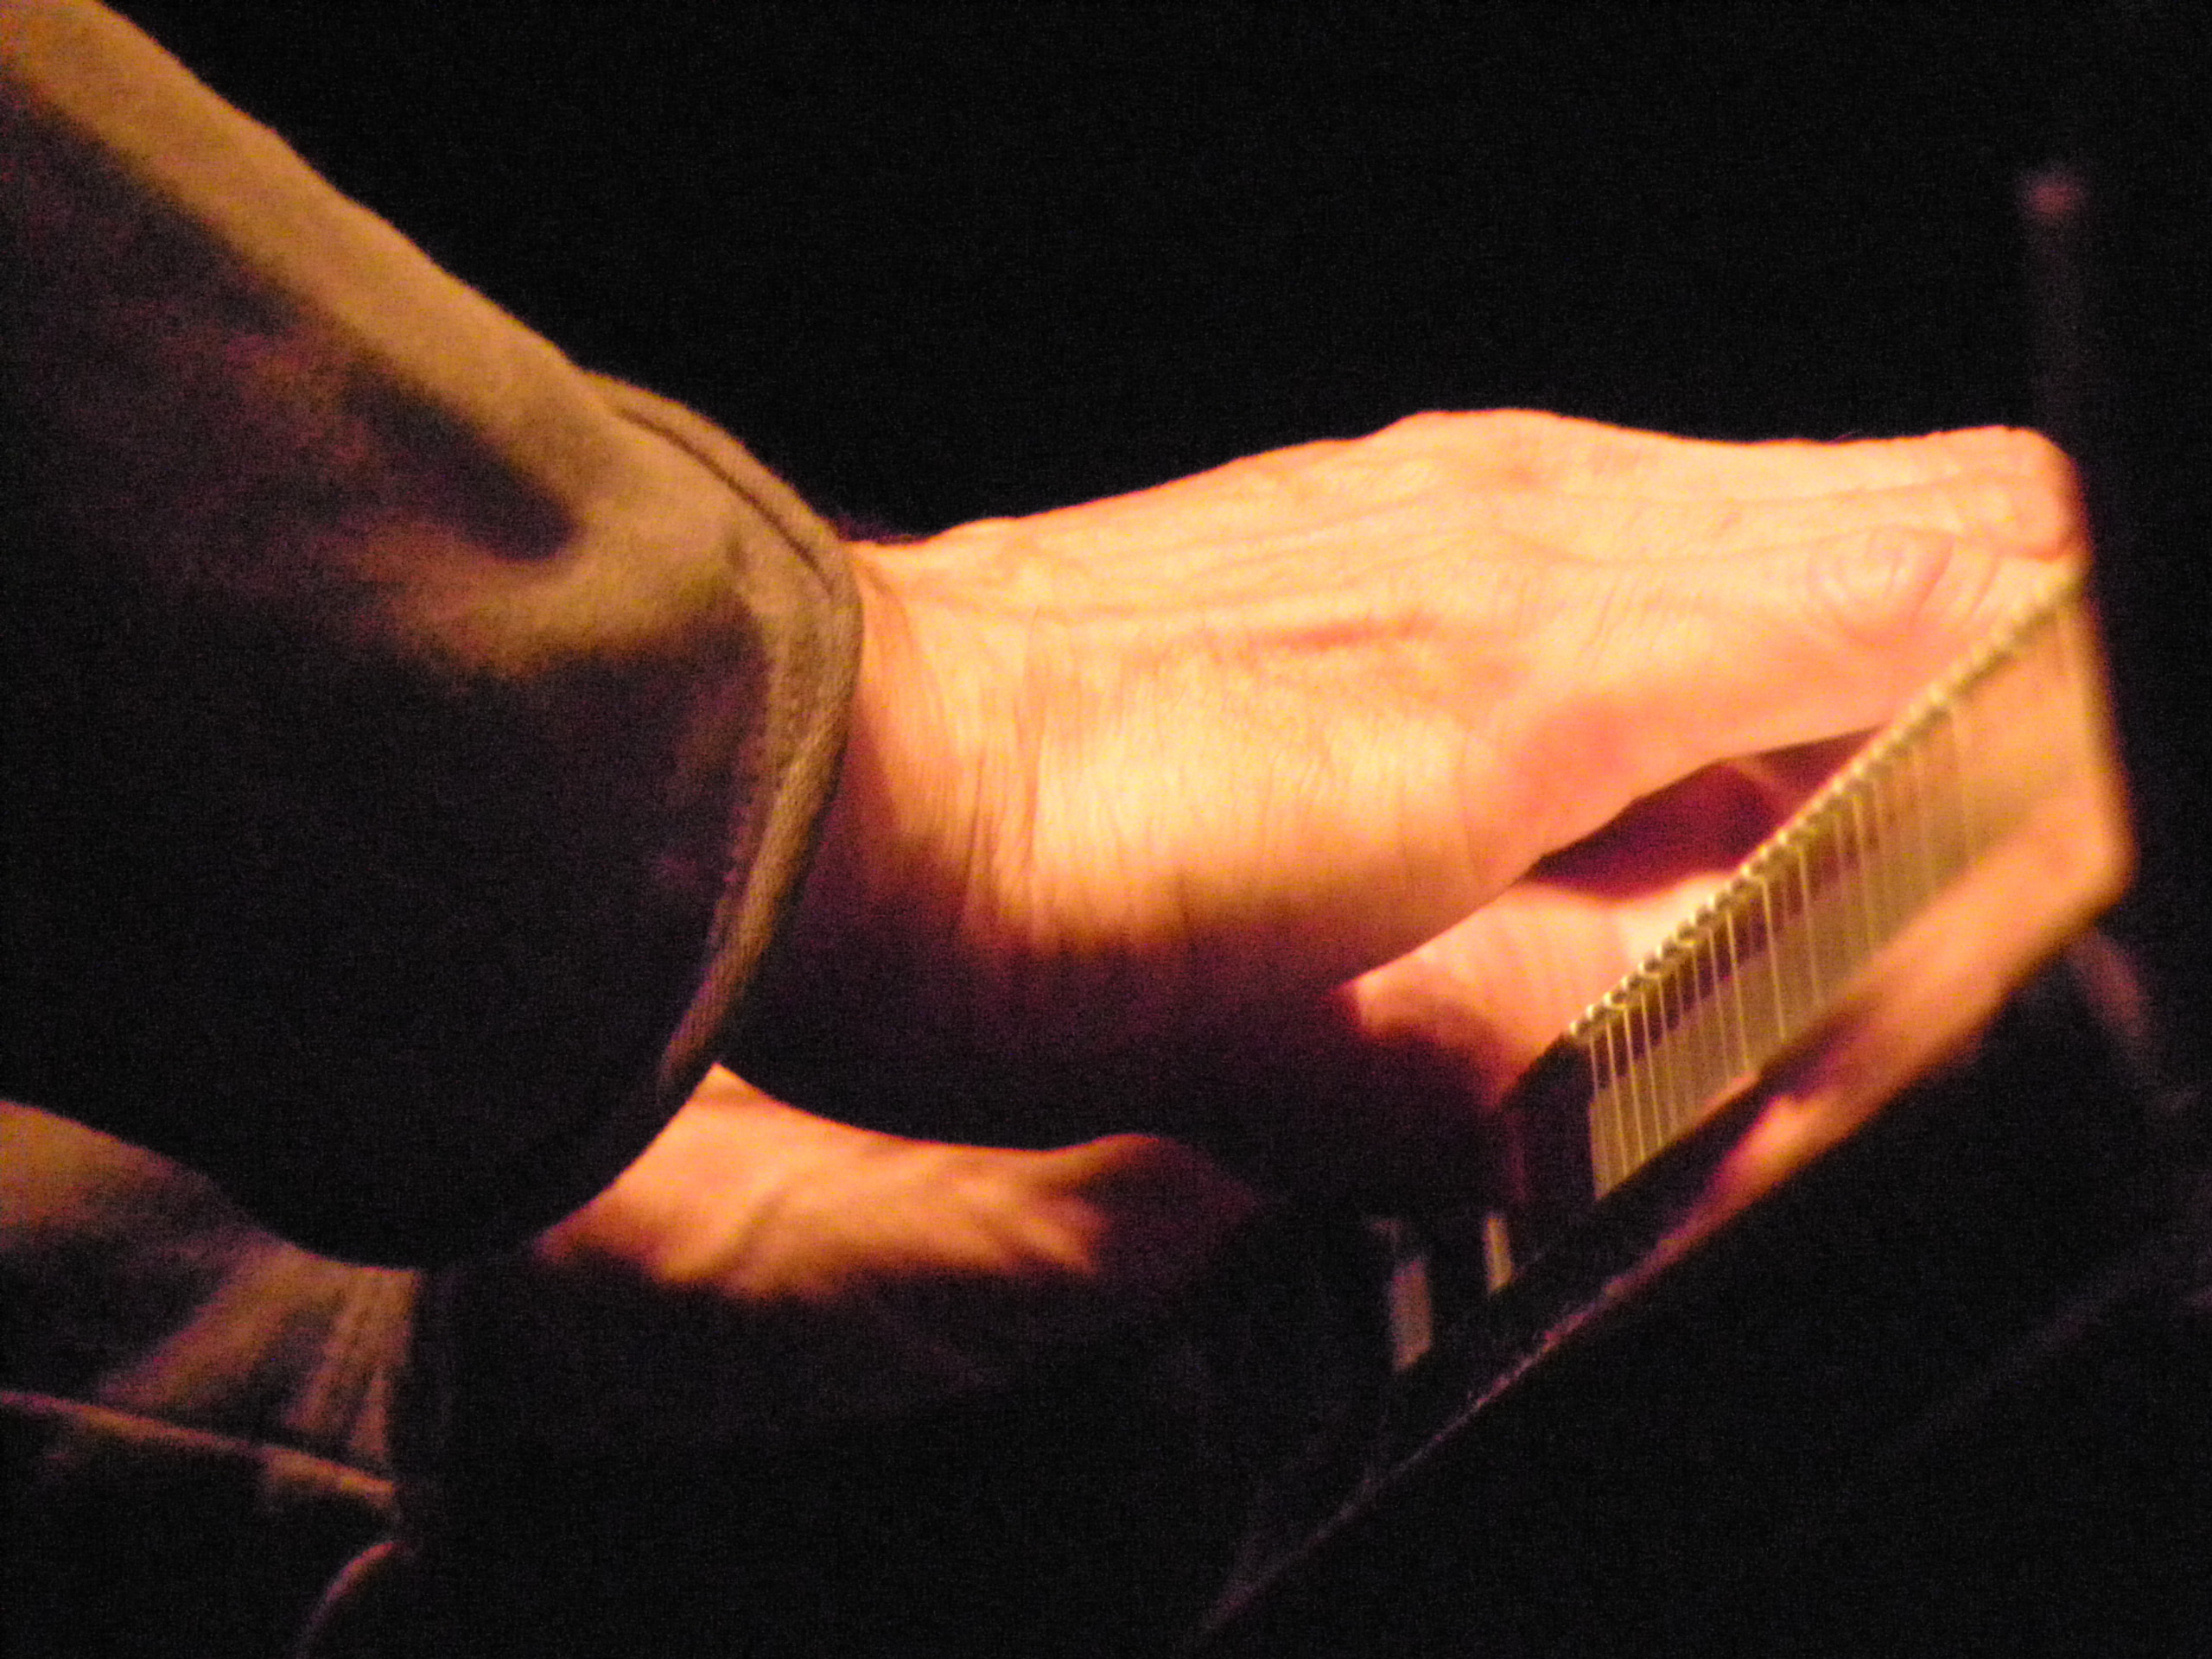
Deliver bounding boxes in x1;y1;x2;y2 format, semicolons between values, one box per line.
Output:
1497;528;2077;854
1387;411;2078;506
1506;470;2084;575
1027;1134;1264;1300
1700;426;2080;498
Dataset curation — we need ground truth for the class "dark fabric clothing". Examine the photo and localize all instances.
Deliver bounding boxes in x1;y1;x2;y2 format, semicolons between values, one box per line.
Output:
0;10;1382;1651
0;0;859;1263
1;1097;1396;1659
0;1100;410;1659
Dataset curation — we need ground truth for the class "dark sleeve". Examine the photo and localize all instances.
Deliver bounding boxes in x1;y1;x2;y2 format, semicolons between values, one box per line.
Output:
0;0;860;1264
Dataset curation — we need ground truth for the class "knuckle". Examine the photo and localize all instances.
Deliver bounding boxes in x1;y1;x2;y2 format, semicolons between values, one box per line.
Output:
1382;408;1583;496
1379;409;1460;440
1810;525;1993;651
1957;430;2088;557
1985;423;2073;475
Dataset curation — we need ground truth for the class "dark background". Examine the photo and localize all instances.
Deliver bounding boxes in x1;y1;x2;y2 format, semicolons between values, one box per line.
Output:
112;0;2210;1057
111;3;2085;530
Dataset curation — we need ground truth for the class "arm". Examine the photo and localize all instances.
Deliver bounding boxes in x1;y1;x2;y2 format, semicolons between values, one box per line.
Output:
497;423;2083;1439
3;1;2083;1270
1;0;856;1262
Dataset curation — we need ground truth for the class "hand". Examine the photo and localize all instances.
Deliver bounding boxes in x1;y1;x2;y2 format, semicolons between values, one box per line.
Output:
437;760;1872;1444
456;1065;1261;1440
739;413;2082;1194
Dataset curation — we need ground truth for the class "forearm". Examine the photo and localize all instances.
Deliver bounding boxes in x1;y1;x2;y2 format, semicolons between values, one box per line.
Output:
1;0;858;1262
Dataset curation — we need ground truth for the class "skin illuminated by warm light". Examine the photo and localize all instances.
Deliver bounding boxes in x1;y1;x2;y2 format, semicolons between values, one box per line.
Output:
482;417;2088;1446
746;415;2081;1184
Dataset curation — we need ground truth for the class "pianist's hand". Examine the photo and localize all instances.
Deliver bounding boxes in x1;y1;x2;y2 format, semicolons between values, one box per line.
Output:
461;1064;1260;1436
736;413;2081;1199
477;746;1879;1443
486;417;2077;1447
